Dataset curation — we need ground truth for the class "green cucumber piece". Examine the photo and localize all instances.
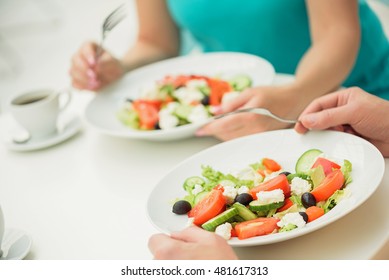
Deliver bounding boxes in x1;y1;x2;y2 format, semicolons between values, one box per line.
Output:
183;176;205;191
295;149;323;174
249;200;284;212
174;104;193;120
194;191;209;205
232;202;257;221
229;75;252;91
201;208;238;231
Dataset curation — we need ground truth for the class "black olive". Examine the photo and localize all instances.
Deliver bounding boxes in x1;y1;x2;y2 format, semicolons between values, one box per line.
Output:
301;192;316;208
280;171;291;176
154;122;161;130
201;95;210;105
172;200;192;214
234;193;253;206
299;212;308;223
125;98;134;103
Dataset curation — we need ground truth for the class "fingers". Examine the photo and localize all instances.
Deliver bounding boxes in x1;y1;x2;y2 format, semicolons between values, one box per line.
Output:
295;89;352;133
221;88;257;113
69;41;102;90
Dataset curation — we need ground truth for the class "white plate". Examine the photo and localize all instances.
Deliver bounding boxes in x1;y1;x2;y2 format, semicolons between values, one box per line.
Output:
84;52;275;141
147;129;385;247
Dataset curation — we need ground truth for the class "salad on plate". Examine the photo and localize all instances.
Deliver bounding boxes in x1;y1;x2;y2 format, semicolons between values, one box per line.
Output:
117;74;252;131
171;149;353;241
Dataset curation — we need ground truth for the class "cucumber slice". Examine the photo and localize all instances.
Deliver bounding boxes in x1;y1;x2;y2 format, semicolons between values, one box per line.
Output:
249;200;284;212
201;208;238;231
295;149;323;174
194;191;209;205
183;176;205;191
174;104;193;120
229;75;252;91
232;202;257;221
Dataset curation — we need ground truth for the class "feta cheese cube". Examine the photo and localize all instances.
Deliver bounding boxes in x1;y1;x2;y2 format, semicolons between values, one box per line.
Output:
256;189;284;204
291;177;312;196
215;222;233;240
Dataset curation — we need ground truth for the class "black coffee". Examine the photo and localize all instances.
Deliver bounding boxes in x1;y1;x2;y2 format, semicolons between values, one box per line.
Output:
13;95;47;105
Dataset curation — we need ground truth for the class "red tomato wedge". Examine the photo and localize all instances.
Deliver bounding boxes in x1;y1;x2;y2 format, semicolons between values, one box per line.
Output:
310;169;345;202
305;206;325;222
277;197;294;212
207;78;233;106
234;217;280;240
132;100;160;130
188;189;226;226
311;157;341;176
249;174;291;199
262;158;282;172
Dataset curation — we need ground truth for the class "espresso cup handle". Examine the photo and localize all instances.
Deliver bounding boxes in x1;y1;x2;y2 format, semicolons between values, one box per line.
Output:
59;88;72;112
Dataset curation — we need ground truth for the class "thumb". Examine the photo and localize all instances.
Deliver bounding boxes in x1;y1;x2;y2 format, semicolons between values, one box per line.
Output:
171;226;212;242
221;90;252;113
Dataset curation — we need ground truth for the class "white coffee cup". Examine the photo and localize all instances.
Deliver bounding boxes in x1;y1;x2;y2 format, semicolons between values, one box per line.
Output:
0;205;4;258
8;88;72;140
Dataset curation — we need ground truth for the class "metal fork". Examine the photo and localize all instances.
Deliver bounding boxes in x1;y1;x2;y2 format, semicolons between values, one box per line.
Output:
96;3;127;58
213;107;298;124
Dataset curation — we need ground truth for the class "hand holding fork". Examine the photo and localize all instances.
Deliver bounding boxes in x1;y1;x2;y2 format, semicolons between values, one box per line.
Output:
69;3;127;91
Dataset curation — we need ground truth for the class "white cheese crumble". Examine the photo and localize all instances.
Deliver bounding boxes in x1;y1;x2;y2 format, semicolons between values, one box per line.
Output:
192;184;204;196
158;112;179;130
277;212;306;229
215;222;233;240
186;79;208;89
173;87;204;105
222;185;238;205
237;186;249;195
187;104;209;123
256;189;284;205
291;177;312;196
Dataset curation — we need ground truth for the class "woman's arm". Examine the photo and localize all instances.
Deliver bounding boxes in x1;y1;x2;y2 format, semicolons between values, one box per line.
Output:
121;0;180;72
196;0;362;141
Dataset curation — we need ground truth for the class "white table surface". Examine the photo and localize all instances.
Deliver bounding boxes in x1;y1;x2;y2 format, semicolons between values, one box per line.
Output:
0;77;388;260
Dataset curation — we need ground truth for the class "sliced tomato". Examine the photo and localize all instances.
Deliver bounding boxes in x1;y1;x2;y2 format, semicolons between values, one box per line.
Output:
234;217;280;240
249;174;291;199
207;78;233;106
256;168;266;177
132;100;159;130
230;227;237;238
188;189;226;226
262;158;282;172
305;206;325;222
310;169;345;202
311;157;341;176
276;197;294;212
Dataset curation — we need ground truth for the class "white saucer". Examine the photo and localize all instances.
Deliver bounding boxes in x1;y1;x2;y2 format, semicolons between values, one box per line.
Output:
0;228;32;260
3;116;82;152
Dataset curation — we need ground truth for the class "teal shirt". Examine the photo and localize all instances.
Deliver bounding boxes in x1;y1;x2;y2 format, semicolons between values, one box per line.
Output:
167;0;389;100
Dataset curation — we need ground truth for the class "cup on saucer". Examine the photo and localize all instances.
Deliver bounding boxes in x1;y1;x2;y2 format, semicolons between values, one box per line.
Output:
7;88;72;141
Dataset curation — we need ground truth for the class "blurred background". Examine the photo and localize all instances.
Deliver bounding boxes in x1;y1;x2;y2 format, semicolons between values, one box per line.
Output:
0;0;137;112
0;0;388;113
